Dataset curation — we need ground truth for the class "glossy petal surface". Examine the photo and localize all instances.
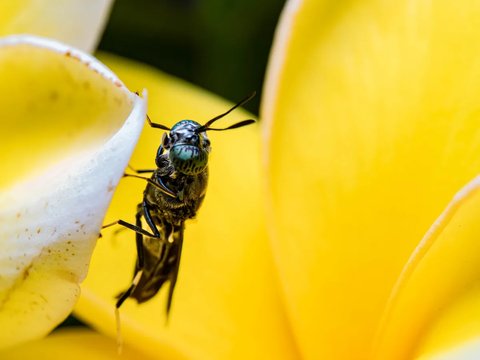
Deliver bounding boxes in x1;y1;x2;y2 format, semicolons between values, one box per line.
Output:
0;329;155;360
262;0;480;358
375;177;480;359
417;337;480;360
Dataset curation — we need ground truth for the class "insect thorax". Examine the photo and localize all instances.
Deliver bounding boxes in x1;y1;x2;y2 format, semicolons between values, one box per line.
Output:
146;167;208;225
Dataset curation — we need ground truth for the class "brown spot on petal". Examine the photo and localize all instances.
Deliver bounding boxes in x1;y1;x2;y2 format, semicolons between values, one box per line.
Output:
64;50;80;62
22;264;33;280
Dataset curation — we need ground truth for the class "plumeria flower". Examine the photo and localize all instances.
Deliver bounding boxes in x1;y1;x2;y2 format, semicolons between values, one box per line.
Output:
2;0;480;359
0;0;147;356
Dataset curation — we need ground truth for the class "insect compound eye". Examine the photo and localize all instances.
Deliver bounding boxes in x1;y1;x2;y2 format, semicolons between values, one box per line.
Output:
169;144;208;175
201;137;211;152
169;132;178;143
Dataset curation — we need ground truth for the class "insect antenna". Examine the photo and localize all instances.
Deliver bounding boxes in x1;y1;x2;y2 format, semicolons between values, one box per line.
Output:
147;114;170;131
196;91;256;133
199;119;256;132
133;91;170;131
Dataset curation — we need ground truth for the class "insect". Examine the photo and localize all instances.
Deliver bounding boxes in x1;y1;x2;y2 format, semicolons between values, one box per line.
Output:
105;92;256;318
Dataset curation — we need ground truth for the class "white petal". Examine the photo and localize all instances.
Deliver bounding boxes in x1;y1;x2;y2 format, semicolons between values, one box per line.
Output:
0;35;145;348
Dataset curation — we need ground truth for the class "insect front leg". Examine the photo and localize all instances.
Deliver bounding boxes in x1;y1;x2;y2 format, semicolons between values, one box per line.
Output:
127;164;155;174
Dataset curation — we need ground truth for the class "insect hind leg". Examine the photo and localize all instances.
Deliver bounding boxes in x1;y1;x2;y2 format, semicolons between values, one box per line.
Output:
112;200;164;308
114;203;148;354
116;203;148;307
102;219;158;238
116;269;144;309
114;267;144;355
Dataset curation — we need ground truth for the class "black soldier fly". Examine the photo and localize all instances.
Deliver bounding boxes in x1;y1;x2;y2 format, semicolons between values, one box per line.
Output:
104;92;256;322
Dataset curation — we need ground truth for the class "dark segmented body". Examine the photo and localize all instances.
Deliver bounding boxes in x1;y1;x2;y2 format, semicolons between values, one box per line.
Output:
112;92;255;316
146;161;208;225
120;120;210;310
130;166;208;303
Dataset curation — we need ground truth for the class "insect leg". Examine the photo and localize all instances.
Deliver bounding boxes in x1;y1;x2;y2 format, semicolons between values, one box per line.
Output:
135;203;146;270
133;169;155;174
115;200;164;303
114;260;145;353
141;201;161;237
116;269;144;308
116;204;148;309
127;164;155;174
103;219;157;238
122;173;176;199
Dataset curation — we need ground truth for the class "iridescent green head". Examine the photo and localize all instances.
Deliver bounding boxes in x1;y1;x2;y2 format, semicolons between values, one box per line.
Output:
165;120;210;175
151;92;257;176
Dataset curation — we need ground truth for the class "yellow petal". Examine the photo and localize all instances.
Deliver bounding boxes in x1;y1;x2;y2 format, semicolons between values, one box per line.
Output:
0;0;113;52
417;338;480;360
0;36;145;349
414;289;480;360
374;177;480;359
75;54;298;360
262;0;480;358
0;328;156;360
414;287;480;359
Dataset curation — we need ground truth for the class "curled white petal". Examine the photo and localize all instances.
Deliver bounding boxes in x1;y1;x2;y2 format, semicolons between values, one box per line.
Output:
0;35;145;348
